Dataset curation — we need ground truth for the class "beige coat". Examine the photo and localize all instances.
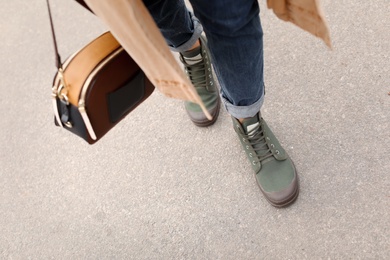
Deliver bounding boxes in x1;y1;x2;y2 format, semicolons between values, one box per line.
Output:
83;0;331;120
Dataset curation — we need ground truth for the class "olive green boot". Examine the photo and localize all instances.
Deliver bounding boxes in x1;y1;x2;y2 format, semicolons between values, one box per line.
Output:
232;112;299;207
180;35;220;127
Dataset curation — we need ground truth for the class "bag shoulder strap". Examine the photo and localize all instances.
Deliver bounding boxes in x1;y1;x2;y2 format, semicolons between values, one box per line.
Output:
74;0;93;13
46;0;62;70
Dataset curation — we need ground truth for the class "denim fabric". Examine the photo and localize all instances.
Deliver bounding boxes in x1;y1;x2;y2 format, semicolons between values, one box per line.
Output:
143;0;265;119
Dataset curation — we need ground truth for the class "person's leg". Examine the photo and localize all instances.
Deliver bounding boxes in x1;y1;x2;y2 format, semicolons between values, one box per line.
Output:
189;0;299;207
143;0;220;126
143;0;200;51
189;0;264;120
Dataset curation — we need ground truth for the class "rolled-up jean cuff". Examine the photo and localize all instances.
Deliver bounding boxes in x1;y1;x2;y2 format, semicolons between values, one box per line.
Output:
169;13;203;53
222;94;265;119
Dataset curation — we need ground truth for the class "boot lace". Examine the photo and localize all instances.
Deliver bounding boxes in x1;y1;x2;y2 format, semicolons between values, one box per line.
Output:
180;55;207;89
241;123;274;164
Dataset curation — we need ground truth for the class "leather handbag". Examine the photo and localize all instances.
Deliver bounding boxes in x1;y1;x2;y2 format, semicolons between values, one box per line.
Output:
47;0;154;144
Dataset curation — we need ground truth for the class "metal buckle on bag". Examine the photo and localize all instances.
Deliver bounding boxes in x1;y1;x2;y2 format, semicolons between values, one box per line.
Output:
57;69;69;104
52;68;73;128
52;71;63;128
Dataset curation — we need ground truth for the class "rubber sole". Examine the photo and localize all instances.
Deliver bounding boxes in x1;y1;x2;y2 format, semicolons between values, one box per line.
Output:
255;161;300;208
259;179;300;208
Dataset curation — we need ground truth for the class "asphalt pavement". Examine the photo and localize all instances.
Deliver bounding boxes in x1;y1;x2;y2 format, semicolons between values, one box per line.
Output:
1;0;389;259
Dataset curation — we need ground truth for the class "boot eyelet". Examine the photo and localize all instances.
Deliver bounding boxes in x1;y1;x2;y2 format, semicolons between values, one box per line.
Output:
271;144;275;148
252;161;256;165
276;150;280;154
249;153;253;157
246;145;249;150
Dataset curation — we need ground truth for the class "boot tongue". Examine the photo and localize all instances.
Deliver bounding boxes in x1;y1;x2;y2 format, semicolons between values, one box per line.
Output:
242;114;260;135
240;113;273;161
181;46;204;84
181;46;201;58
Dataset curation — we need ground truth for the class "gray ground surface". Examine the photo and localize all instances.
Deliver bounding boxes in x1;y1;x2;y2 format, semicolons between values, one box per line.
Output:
1;0;389;259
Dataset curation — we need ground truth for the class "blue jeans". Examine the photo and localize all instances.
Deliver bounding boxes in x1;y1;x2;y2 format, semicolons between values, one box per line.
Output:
143;0;265;119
